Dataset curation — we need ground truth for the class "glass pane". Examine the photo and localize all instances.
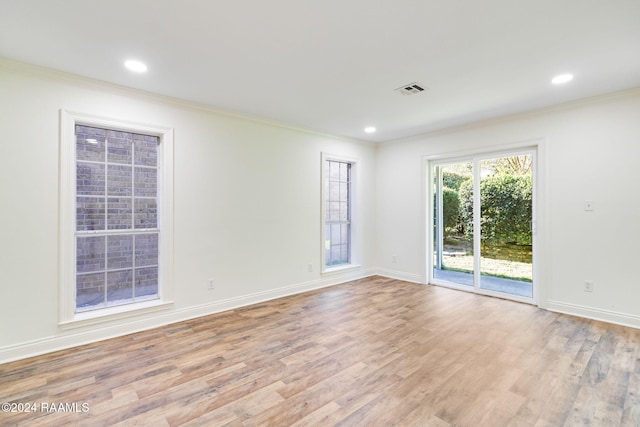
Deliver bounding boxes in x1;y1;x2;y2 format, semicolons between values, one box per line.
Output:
135;233;159;267
107;130;132;164
134;167;157;198
107;235;133;270
326;224;342;266
107;269;133;304
329;181;340;202
106;197;132;229
330;223;341;246
340;182;348;200
341;223;350;245
433;161;474;287
76;126;106;162
135;267;159;299
329;161;340;180
77;197;105;231
330;245;341;264
340;162;349;181
135;198;157;229
328;202;340;221
76;236;105;273
479;155;533;298
77;163;105;196
76;272;105;310
107;164;132;196
342;224;350;264
340;246;349;264
134;134;158;167
339;202;349;221
325;223;350;266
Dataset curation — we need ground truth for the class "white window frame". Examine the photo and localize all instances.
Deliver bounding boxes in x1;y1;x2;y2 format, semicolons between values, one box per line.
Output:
321;152;359;274
59;111;174;328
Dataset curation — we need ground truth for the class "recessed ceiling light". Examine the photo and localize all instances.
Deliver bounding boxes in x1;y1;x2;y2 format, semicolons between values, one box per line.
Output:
124;60;148;73
364;126;376;133
551;73;573;85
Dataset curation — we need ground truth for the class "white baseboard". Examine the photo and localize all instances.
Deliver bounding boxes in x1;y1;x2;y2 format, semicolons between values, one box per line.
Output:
546;300;640;330
0;269;376;364
375;268;424;284
6;274;638;364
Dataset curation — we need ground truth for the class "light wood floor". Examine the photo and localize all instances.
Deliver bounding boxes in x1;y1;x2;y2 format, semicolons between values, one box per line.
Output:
2;276;640;426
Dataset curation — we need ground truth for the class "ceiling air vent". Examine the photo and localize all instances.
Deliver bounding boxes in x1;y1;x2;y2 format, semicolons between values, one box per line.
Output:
395;82;427;96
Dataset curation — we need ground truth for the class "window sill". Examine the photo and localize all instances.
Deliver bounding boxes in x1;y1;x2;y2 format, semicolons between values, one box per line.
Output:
322;263;361;276
59;300;174;331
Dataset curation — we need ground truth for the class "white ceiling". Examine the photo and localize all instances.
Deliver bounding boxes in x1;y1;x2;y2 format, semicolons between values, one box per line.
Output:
1;0;639;142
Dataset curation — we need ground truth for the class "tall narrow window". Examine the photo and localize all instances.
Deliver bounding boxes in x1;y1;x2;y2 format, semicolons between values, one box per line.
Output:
60;111;174;325
323;156;353;268
75;125;160;311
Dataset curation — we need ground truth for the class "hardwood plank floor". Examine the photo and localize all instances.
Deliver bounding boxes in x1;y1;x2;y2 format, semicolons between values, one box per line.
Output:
2;276;640;426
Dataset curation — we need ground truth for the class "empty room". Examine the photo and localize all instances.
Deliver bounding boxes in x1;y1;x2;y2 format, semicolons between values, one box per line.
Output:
1;0;640;425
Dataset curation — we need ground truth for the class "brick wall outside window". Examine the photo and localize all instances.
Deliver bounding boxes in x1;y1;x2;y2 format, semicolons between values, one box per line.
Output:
75;125;160;311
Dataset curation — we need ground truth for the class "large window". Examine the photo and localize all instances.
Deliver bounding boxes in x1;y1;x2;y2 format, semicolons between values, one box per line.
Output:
322;155;354;269
60;112;174;325
75;125;160;311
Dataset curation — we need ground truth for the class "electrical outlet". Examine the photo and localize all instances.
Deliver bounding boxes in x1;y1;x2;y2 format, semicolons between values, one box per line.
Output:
208;279;215;290
584;280;594;292
584;200;594;211
392;255;397;264
307;264;313;272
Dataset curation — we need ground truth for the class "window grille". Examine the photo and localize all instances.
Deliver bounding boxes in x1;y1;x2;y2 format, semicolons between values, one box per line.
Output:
324;159;351;267
75;125;160;312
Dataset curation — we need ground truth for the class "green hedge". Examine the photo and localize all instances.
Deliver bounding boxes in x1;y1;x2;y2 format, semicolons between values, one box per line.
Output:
442;187;460;234
458;174;532;245
436;172;467;237
443;171;466;191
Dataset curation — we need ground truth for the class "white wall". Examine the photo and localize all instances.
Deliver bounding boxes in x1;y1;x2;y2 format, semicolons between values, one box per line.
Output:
376;87;640;327
2;56;640;363
0;59;377;362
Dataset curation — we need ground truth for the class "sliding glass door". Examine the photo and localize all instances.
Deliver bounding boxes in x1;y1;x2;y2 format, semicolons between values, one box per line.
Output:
432;150;535;301
433;160;474;287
